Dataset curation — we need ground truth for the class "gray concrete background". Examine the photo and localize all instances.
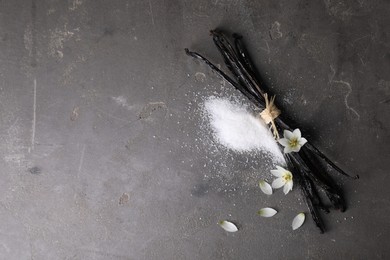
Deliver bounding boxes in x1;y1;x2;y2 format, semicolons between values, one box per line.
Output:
0;0;389;259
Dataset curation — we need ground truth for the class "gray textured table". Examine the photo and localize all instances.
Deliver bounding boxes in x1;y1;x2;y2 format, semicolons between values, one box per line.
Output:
0;0;389;259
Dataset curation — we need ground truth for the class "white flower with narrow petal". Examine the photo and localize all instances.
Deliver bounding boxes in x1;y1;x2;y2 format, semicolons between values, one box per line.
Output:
271;166;293;195
278;129;307;153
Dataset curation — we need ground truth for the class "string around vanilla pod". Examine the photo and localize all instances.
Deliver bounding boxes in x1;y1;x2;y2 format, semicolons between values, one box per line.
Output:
259;93;281;140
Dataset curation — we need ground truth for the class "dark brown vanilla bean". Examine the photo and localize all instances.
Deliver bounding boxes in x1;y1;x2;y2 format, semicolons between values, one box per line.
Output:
185;48;262;107
286;154;326;233
233;34;259;81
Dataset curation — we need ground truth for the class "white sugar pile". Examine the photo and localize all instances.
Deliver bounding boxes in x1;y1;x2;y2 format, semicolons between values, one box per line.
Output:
204;97;285;165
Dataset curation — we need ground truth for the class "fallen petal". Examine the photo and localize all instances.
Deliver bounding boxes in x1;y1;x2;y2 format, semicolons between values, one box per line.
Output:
292;213;305;230
219;220;238;232
257;207;277;217
259;181;273;195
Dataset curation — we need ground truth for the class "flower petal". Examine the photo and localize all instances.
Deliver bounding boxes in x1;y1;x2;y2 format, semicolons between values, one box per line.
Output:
257;207;277;217
276;165;287;172
271;169;283;177
283;181;293;194
292;129;302;139
272;178;285;189
259;180;273;195
283;130;294;140
292;213;305;230
219;220;238;232
284;146;293;154
299;137;308;146
278;138;289;147
291;145;301;153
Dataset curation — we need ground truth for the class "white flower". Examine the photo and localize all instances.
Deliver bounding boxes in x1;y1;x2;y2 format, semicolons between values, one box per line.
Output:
271;166;293;195
278;129;307;153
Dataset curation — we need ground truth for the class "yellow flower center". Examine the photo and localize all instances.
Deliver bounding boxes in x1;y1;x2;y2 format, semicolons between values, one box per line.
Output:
289;138;298;148
283;172;292;182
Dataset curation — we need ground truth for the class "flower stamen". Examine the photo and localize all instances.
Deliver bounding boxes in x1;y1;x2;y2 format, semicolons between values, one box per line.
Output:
289;138;298;148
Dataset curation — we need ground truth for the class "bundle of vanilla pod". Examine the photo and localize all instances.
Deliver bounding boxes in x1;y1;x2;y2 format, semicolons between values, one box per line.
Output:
185;30;358;233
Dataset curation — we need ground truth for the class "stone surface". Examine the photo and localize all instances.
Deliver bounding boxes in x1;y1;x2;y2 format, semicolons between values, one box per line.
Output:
0;0;389;259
